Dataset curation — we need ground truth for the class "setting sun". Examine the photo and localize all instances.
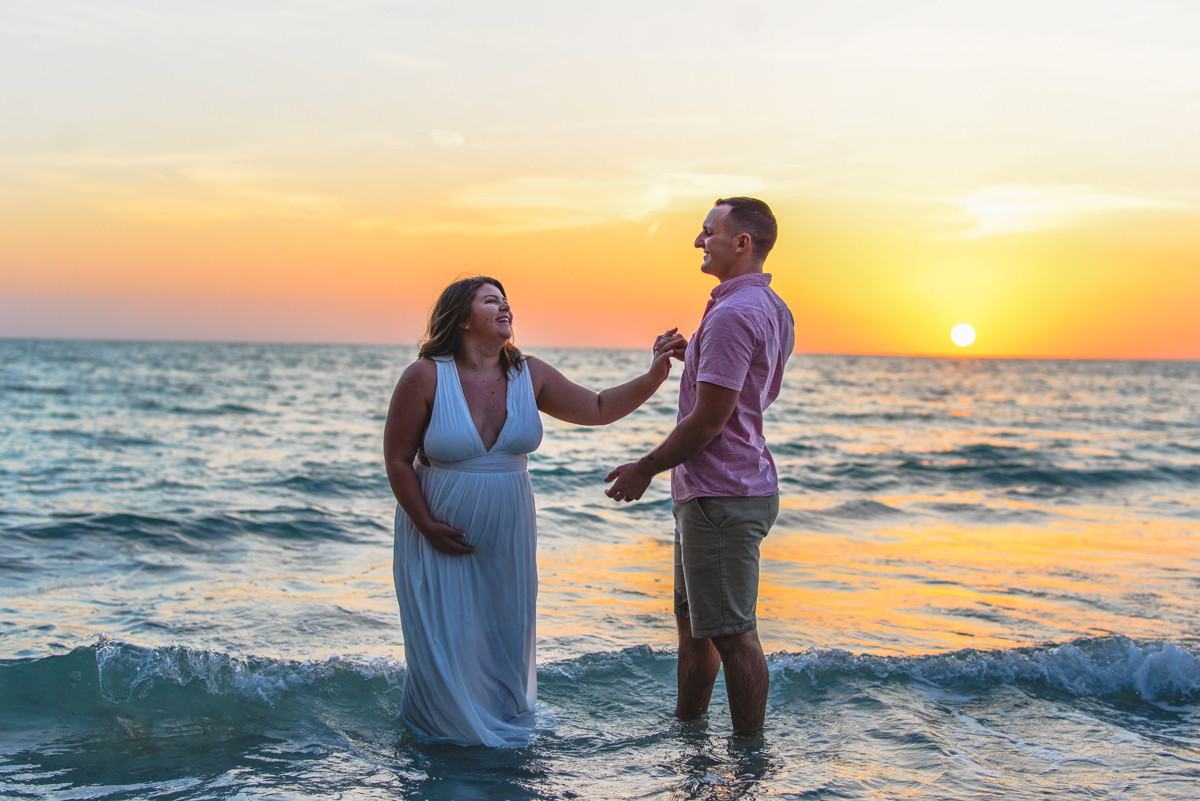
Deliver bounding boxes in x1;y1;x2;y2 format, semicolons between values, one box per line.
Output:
951;324;977;347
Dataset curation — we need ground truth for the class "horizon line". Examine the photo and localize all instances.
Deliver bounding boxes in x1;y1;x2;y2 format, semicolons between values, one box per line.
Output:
2;335;1197;364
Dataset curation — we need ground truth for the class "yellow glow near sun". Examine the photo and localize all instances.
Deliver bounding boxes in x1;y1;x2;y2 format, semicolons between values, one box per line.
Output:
951;323;976;347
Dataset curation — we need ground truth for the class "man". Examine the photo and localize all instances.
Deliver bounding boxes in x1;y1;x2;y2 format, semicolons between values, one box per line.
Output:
605;197;794;733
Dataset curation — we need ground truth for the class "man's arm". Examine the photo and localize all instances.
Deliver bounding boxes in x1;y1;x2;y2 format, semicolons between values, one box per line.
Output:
604;381;740;502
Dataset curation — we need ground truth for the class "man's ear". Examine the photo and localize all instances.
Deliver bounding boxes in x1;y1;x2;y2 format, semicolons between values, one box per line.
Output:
734;233;752;252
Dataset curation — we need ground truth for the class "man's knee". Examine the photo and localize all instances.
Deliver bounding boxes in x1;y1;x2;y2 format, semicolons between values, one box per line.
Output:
676;614;712;650
711;627;762;660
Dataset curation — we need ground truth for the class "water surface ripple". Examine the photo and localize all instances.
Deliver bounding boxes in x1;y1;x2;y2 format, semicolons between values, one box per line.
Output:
2;340;1199;799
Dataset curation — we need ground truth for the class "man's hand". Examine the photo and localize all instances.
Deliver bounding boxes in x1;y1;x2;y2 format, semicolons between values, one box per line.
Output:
604;383;738;504
419;521;476;555
653;328;687;361
659;328;687;362
647;331;684;383
604;460;654;503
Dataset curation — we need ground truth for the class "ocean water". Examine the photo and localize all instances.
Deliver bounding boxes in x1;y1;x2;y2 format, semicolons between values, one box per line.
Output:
2;339;1199;800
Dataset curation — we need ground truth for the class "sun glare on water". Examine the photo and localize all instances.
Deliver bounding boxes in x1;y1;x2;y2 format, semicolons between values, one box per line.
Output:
951;324;976;347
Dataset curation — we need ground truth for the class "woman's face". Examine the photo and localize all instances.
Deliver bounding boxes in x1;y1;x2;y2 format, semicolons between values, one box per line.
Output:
463;283;512;342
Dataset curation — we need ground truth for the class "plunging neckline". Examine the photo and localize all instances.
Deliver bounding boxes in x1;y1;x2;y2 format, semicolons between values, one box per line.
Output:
451;360;512;455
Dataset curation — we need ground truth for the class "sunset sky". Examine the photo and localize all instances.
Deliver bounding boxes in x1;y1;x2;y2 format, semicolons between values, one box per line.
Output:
2;0;1198;358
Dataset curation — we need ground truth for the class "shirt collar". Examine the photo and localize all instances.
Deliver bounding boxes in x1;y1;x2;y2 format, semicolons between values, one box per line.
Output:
711;272;771;300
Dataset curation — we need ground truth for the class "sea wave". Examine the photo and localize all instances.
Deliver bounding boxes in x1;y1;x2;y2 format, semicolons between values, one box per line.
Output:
3;636;1200;801
90;637;403;705
166;402;264;416
267;471;388;497
3;635;1196;731
0;382;70;395
774;636;1200;703
896;459;1200;489
783;443;1200;494
4;508;381;547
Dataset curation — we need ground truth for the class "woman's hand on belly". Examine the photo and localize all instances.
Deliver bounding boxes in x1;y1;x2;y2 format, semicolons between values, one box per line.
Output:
419;520;476;555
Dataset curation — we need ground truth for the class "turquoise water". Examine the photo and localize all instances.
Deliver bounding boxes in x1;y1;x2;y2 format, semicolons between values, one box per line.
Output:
2;340;1200;799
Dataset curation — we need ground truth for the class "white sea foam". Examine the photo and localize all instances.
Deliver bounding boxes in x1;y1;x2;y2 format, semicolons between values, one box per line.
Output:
774;636;1200;701
93;635;404;705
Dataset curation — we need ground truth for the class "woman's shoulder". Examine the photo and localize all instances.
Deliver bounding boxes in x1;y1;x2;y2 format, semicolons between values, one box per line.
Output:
387;358;438;415
521;355;556;395
522;354;546;377
399;358;439;389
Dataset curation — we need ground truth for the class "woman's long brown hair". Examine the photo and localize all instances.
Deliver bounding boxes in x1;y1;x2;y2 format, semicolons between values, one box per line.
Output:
418;276;523;374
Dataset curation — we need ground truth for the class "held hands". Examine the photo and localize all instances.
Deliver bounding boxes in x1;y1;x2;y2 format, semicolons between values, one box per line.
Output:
419;520;476;555
604;460;654;503
648;328;687;382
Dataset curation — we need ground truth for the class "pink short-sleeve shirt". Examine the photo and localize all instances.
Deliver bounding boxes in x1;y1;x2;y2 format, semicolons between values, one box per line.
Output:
671;273;795;502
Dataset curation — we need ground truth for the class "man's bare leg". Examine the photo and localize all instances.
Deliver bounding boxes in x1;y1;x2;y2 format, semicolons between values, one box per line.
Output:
674;614;721;719
711;628;769;733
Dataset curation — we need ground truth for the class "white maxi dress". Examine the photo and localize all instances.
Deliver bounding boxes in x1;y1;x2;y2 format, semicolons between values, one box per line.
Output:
393;354;543;746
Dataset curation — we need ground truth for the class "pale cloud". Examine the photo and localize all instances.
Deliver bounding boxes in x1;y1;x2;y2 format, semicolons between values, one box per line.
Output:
772;10;1200;90
430;130;465;148
351;170;765;236
448;171;764;230
764;10;1200;192
945;185;1185;238
345;131;410;150
350;218;504;236
3;150;340;224
367;48;448;71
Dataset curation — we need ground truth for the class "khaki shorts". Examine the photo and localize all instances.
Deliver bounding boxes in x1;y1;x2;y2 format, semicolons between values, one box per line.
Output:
673;494;779;639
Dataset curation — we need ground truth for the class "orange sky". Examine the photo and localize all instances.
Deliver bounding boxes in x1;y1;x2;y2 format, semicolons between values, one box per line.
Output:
2;1;1198;358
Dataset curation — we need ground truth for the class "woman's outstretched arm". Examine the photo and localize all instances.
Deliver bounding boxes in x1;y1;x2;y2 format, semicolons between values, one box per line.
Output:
383;360;475;555
528;331;685;426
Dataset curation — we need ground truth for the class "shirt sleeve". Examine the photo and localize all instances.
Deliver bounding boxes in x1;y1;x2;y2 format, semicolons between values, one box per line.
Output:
696;306;758;391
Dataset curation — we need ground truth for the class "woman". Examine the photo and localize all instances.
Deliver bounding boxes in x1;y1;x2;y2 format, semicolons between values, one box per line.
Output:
383;276;682;746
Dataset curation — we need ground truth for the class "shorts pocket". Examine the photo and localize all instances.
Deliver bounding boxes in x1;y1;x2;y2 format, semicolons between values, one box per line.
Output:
693;497;728;528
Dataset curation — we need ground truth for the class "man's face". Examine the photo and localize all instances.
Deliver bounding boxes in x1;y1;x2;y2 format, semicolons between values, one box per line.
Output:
694;205;736;278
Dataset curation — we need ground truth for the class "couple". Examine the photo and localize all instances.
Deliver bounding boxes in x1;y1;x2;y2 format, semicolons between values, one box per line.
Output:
383;197;795;746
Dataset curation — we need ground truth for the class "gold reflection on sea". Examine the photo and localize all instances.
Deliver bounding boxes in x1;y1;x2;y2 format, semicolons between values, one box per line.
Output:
537;508;1200;658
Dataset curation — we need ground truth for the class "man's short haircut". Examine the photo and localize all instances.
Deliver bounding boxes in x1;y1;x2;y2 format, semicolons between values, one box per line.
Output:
715;197;777;257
